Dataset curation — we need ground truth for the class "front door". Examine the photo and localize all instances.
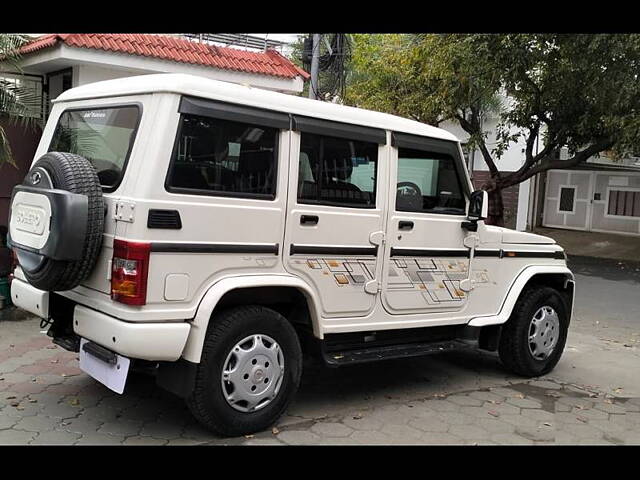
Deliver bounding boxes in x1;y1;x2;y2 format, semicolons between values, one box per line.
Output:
381;133;472;316
283;120;387;318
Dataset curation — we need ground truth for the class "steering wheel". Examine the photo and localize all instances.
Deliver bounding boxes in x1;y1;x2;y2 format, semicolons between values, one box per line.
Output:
396;181;423;211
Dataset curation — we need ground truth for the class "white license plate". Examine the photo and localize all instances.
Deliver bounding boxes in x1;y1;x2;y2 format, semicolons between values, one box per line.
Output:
79;338;130;394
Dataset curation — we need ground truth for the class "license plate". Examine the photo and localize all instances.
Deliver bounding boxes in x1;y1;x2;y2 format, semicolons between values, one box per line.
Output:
79;338;130;394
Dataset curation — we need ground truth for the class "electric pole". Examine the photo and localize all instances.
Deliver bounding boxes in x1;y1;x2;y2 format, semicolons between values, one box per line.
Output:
308;33;321;99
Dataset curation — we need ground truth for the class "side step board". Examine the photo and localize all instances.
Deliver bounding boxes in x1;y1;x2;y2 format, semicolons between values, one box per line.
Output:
322;340;472;366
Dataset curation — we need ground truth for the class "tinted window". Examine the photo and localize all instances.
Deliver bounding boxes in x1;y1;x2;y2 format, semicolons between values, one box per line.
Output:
396;148;465;215
298;133;377;208
49;106;140;190
167;114;278;198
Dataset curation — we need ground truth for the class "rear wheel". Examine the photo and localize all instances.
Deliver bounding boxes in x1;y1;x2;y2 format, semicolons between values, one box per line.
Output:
498;286;569;377
186;305;302;437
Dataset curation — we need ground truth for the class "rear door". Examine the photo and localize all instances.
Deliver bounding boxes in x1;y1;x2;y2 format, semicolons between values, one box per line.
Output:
40;100;145;294
381;133;471;316
283;118;388;318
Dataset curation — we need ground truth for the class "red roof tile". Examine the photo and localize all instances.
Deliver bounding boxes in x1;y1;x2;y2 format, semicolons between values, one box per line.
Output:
20;33;309;80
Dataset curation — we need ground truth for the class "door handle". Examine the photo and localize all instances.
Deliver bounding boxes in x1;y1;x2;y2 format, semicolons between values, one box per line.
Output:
300;215;319;225
398;220;414;231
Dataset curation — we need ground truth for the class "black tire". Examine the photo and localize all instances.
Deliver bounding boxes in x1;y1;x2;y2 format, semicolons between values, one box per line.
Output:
19;152;104;291
186;305;302;437
498;286;569;377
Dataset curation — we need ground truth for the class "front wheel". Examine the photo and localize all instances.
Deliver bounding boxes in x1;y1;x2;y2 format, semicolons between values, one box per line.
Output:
186;306;302;437
498;286;569;377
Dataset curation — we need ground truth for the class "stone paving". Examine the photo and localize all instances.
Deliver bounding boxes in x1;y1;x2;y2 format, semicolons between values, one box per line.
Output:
1;315;639;445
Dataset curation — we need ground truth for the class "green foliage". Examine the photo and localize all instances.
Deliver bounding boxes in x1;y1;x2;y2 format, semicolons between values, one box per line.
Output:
346;34;640;184
0;34;41;167
346;34;503;150
481;34;640;160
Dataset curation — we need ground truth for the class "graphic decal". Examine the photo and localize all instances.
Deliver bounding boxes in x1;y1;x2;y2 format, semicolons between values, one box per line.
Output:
387;257;490;305
294;255;489;301
293;255;490;307
293;258;376;287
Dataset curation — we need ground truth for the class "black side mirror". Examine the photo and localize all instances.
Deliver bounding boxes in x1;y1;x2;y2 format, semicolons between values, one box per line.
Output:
462;190;488;232
468;190;488;221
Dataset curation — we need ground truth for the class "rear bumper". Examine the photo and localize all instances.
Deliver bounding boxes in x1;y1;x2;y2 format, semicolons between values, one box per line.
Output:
73;306;190;361
11;278;50;318
11;276;190;362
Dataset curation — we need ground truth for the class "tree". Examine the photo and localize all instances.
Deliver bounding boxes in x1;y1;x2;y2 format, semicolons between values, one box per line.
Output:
0;34;41;167
346;34;640;226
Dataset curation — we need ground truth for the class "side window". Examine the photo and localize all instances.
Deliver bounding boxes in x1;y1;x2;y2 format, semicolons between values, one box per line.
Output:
396;148;466;215
297;133;378;208
167;114;278;198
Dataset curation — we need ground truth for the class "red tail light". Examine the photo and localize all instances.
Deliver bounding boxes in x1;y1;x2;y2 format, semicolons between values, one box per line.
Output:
111;239;151;306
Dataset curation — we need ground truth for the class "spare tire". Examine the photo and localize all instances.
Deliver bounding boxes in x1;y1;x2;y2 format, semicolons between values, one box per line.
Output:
10;152;104;291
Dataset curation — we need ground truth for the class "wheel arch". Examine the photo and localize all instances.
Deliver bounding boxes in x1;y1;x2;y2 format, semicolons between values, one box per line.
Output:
468;265;575;328
181;275;322;363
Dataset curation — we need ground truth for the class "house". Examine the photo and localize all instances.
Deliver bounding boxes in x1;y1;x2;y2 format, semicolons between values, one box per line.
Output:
440;108;640;237
0;33;309;229
537;161;640;236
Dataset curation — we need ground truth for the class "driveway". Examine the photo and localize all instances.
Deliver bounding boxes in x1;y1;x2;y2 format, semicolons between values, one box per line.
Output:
0;256;639;445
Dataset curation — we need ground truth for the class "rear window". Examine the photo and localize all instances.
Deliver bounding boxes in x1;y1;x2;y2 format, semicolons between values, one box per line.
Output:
48;105;140;191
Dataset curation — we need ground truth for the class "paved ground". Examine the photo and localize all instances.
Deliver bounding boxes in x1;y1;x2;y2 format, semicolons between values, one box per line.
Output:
1;256;639;445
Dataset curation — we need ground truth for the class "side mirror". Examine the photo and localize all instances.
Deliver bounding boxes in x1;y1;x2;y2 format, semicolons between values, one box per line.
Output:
468;190;488;221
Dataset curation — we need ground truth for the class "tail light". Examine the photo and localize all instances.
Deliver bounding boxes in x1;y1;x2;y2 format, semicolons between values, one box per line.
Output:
111;239;151;306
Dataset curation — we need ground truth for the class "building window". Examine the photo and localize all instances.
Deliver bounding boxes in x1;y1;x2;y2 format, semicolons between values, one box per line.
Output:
559;187;576;213
298;133;378;208
607;189;640;217
167;114;278;199
396;148;466;215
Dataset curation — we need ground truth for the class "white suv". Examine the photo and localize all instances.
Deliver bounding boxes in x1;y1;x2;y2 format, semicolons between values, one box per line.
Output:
8;73;574;436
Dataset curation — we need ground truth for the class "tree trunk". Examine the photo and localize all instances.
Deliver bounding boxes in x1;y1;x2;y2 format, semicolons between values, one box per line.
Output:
482;175;505;227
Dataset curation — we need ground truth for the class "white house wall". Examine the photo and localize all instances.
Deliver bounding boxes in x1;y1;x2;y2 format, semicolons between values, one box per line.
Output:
439;117;529;173
75;64;149;87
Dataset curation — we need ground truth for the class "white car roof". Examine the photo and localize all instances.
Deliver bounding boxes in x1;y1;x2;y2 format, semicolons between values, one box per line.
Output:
55;73;459;142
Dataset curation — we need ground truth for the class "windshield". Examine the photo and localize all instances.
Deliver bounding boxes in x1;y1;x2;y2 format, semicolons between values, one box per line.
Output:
48;105;140;190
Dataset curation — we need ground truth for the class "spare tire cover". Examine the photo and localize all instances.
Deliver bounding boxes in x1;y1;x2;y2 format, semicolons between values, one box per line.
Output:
12;152;104;291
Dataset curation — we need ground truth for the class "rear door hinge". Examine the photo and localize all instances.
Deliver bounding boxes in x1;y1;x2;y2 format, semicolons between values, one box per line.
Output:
114;201;136;223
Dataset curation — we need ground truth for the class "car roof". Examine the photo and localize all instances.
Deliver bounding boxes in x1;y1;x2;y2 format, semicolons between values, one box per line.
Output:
55;73;460;143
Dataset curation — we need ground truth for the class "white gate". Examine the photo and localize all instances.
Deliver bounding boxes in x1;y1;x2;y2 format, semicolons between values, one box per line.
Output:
543;169;640;236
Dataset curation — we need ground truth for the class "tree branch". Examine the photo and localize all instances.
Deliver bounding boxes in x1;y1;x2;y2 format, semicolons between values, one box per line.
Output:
524;122;539;164
455;111;499;178
499;138;615;189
